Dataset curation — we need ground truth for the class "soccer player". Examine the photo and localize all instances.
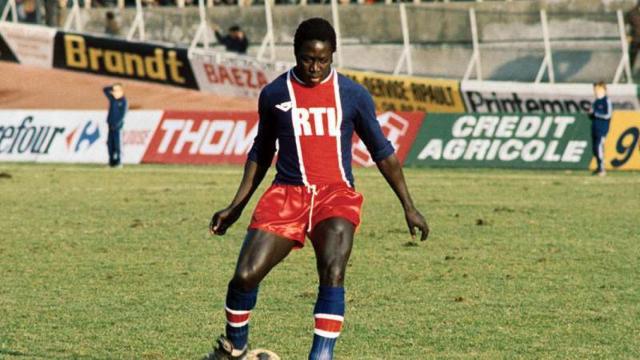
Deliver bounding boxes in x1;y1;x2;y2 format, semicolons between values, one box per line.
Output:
589;81;612;176
205;18;429;360
103;83;127;168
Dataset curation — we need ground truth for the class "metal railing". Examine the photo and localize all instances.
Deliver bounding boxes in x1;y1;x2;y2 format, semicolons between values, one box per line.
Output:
0;0;633;83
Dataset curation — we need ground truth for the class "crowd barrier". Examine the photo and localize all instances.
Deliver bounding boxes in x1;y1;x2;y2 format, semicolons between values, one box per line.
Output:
2;109;639;170
4;22;640;115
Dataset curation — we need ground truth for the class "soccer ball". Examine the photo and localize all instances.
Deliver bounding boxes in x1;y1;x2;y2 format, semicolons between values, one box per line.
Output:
246;348;280;360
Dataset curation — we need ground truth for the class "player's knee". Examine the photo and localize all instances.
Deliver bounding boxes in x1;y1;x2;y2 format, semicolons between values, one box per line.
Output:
231;266;262;291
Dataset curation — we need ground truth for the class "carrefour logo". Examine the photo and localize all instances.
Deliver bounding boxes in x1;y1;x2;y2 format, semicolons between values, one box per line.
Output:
66;121;100;152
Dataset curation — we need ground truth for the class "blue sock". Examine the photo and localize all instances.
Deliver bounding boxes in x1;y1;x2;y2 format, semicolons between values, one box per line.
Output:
309;286;345;360
225;284;258;351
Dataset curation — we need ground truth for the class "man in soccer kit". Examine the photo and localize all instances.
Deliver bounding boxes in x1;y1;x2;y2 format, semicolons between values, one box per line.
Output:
589;82;612;176
103;83;127;167
206;18;429;360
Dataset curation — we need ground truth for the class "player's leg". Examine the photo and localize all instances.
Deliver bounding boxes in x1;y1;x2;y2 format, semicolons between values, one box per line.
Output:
107;130;115;166
591;131;600;172
113;129;122;165
223;229;295;354
592;131;604;173
308;218;355;360
597;135;606;174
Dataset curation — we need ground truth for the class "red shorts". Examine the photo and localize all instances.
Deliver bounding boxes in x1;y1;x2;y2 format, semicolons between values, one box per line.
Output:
248;183;364;247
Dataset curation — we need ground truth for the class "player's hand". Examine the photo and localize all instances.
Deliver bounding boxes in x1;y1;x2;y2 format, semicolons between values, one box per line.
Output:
405;207;429;241
209;206;242;236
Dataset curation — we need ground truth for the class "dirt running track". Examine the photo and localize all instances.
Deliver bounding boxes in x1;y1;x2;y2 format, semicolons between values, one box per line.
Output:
0;62;257;111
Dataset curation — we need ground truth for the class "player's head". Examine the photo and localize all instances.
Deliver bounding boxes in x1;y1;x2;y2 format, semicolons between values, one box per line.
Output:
593;81;607;99
229;24;244;39
112;83;124;98
293;18;336;86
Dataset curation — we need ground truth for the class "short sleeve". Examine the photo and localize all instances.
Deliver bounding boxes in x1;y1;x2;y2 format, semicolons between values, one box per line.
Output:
247;89;277;166
353;88;395;162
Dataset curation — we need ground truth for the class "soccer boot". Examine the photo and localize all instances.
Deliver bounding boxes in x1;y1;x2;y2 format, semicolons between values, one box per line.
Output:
202;335;248;360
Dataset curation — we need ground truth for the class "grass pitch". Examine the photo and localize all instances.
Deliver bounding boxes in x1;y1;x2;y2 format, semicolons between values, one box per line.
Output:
0;164;638;359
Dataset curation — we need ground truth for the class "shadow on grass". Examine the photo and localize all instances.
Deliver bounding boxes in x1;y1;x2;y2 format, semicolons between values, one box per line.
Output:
0;349;28;357
0;348;102;359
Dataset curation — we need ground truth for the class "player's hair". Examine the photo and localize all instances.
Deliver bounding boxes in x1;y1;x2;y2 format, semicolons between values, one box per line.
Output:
294;18;336;54
229;25;241;32
113;82;123;88
593;81;607;90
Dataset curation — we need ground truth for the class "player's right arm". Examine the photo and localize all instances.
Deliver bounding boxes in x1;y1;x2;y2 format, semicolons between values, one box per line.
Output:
209;90;277;236
209;160;270;235
103;86;114;100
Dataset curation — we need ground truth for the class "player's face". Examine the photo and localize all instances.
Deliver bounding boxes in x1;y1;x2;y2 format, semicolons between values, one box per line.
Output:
112;85;124;99
295;40;333;86
594;86;606;99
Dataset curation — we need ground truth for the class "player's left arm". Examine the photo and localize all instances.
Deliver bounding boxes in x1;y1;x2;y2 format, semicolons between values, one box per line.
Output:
118;98;128;130
376;154;429;241
354;87;430;241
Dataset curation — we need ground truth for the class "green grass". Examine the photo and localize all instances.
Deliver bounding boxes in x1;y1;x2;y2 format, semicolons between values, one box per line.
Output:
0;163;639;359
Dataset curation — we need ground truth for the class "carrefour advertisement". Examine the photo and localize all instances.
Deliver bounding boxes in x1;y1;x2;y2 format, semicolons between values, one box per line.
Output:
405;113;592;169
342;69;465;113
590;111;640;171
0;110;162;164
461;81;640;113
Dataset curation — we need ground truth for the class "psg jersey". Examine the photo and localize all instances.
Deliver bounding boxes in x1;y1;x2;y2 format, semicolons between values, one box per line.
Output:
248;68;394;187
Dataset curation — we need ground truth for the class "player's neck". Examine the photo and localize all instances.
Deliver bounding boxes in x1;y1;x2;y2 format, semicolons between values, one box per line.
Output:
292;67;333;87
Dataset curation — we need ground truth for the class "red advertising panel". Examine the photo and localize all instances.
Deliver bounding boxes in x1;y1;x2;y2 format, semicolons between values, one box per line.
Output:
142;110;259;165
352;111;425;167
142;110;425;166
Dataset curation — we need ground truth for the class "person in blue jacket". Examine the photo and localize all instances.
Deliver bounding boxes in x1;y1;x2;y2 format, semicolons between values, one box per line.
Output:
103;84;128;168
589;81;612;176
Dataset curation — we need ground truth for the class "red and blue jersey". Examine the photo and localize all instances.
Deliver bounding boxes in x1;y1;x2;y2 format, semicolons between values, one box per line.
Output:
248;68;394;187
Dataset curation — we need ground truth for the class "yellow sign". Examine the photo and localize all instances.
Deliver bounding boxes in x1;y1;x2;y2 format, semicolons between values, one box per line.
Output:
589;111;640;170
340;69;465;113
63;34;186;84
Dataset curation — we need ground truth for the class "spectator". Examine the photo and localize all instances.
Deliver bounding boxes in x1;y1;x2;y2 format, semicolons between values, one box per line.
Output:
588;82;612;176
105;11;120;36
103;84;128;168
44;0;59;26
213;24;249;54
17;0;38;23
626;1;640;74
